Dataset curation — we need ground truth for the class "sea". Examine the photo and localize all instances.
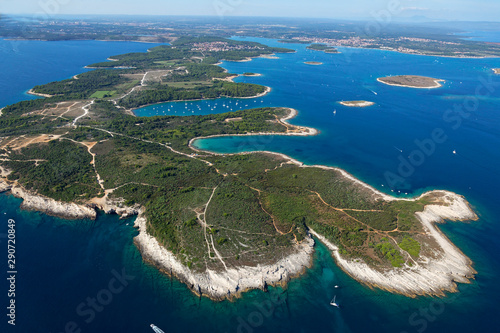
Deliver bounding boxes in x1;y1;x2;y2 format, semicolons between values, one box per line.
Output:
1;34;500;333
456;30;500;43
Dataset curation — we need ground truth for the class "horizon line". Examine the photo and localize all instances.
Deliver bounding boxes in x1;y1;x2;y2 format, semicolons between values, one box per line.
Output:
2;12;500;24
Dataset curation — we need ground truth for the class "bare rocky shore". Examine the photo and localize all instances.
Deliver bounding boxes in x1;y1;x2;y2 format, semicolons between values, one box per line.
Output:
0;107;478;300
0;179;138;220
134;212;315;300
0;178;96;219
11;186;97;219
310;191;477;296
185;107;478;298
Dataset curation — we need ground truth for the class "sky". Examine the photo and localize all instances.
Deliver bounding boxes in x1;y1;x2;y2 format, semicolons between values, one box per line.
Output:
1;0;499;22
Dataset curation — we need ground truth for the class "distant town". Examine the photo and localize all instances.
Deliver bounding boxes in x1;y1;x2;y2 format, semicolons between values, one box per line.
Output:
191;41;264;53
1;15;500;57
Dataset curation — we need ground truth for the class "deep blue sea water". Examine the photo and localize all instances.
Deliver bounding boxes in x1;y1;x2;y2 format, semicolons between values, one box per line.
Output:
456;30;500;43
0;39;162;108
1;37;500;333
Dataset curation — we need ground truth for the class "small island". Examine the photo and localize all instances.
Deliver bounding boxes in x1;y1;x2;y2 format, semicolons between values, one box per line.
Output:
307;43;338;53
242;72;262;77
378;75;444;88
494;68;500;74
304;61;323;65
339;100;375;107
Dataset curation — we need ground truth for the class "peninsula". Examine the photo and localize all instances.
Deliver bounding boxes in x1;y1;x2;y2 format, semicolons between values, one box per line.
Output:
378;75;444;88
339;100;375;107
0;37;478;300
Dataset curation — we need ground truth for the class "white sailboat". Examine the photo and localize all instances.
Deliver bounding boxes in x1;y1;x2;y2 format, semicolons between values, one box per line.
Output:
151;324;165;333
330;295;340;308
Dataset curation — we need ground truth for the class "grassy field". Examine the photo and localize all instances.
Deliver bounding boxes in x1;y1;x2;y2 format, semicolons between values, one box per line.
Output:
166;81;213;89
90;90;117;98
154;61;176;66
114;80;140;92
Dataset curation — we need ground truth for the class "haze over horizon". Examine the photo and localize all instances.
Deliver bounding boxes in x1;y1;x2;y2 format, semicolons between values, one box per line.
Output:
1;0;499;23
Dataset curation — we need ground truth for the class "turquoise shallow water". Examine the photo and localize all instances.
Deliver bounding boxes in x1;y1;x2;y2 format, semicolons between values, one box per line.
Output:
1;37;500;332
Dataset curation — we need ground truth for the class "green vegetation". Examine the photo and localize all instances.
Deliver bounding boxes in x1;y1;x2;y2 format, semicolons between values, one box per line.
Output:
307;44;338;53
119;81;265;108
90;90;117;99
64;127;112;142
2;96;71;115
0;99;447;270
119;86;202;108
2;37;273;118
101;107;287;153
399;236;421;258
0;36;450;273
5;140;101;202
375;238;405;267
32;70;128;99
163;63;231;82
88;37;293;69
0;115;65;137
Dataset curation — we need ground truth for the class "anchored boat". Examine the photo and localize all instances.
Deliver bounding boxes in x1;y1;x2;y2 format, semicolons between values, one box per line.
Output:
330;295;340;308
151;324;165;333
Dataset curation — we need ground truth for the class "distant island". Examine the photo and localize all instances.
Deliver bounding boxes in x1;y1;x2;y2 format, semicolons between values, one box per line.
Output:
339;100;375;107
494;68;500;74
378;75;444;89
307;43;338;53
242;72;262;77
304;61;323;65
